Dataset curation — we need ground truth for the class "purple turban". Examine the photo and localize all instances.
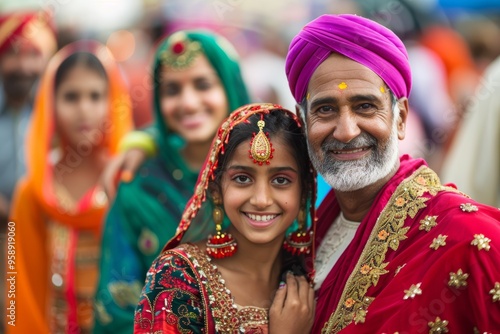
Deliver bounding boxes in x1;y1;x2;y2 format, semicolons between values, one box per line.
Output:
285;14;412;103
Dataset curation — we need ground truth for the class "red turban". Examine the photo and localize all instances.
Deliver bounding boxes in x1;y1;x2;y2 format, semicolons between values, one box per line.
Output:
0;11;57;59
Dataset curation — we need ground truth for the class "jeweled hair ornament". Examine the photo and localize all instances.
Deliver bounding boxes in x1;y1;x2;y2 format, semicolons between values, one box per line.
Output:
249;114;274;165
160;31;202;70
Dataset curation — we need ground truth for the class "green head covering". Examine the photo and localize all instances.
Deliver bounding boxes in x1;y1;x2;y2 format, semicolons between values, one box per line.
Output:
152;30;250;162
94;30;250;332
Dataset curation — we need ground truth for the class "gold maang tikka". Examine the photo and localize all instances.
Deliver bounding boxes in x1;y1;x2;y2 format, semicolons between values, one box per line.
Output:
160;32;202;70
249;115;274;165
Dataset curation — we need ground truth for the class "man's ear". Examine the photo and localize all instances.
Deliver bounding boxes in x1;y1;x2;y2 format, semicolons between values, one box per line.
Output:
396;97;409;140
295;101;307;127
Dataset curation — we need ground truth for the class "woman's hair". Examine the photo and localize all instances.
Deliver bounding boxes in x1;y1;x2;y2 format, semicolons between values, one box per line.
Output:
54;52;107;91
211;109;314;199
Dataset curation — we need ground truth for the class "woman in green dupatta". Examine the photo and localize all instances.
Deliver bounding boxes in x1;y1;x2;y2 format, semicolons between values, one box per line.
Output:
93;30;250;333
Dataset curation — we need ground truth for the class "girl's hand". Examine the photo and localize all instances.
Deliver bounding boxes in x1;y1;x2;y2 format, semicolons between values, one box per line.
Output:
269;272;315;334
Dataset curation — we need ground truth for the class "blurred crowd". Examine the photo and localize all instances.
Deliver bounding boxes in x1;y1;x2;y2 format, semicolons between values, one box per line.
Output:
1;0;500;332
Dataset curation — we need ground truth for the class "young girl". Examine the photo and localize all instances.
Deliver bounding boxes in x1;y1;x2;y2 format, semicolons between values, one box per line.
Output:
7;42;133;333
134;103;316;333
94;30;250;332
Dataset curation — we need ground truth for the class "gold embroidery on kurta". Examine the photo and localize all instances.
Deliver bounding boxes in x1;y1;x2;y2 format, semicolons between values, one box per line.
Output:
448;269;469;289
471;234;491;251
489;282;500;302
430;235;447;250
460;203;478;212
428;317;449;333
419;215;438;232
394;263;406;276
321;166;449;334
403;283;422;299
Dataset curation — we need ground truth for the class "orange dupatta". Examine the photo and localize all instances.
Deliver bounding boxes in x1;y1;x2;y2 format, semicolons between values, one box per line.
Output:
6;41;133;333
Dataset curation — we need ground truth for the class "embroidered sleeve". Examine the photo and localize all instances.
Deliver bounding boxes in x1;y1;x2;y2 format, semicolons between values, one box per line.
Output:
134;251;204;334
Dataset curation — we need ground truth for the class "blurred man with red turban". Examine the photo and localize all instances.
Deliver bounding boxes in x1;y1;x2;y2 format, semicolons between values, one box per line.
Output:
0;11;57;222
0;11;57;332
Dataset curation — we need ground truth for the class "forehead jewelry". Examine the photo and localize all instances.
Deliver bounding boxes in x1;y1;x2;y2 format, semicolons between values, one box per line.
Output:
160;31;202;70
249;114;274;165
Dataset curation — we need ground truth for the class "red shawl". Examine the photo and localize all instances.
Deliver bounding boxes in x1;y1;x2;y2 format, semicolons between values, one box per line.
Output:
314;155;500;333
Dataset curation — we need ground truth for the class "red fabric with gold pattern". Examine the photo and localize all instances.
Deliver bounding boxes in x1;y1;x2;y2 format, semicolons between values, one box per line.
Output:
314;155;500;333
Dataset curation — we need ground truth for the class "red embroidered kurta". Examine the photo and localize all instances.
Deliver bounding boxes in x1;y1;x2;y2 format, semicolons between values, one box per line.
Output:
314;155;500;333
134;243;268;333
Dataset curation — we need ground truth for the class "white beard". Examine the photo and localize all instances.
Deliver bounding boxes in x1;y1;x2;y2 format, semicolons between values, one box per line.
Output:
308;118;400;192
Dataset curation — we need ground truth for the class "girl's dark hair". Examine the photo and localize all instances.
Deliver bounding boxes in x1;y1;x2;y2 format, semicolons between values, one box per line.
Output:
54;52;107;90
212;109;314;197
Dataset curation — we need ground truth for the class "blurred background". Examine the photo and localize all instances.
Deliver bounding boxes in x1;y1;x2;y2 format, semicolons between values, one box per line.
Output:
2;1;500;332
2;0;500;169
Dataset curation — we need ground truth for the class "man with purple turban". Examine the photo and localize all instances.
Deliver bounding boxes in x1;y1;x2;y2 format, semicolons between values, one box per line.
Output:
286;14;500;333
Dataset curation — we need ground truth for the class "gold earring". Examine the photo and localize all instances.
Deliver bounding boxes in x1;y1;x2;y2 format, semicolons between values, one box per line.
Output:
206;196;237;259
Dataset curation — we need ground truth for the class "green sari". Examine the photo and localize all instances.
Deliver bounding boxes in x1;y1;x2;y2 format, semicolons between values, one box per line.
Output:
93;31;250;333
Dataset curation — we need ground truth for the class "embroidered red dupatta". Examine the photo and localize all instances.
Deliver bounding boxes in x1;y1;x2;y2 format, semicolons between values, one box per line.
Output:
313;155;500;333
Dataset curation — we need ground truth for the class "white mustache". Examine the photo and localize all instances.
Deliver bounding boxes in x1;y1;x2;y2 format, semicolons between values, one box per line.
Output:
322;133;377;151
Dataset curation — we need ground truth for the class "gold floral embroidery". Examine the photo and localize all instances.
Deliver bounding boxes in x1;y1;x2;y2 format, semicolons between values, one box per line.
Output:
416;176;427;185
448;269;469;289
360;264;372;275
395;197;406;207
419;215;438;232
489;282;500;302
344;298;355;308
378;230;389;240
394;263;406;276
180;244;268;332
354;297;373;324
428;317;449;333
321;166;450;334
460;203;478;212
430;235;448;250
403;283;422;300
471;234;491;251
